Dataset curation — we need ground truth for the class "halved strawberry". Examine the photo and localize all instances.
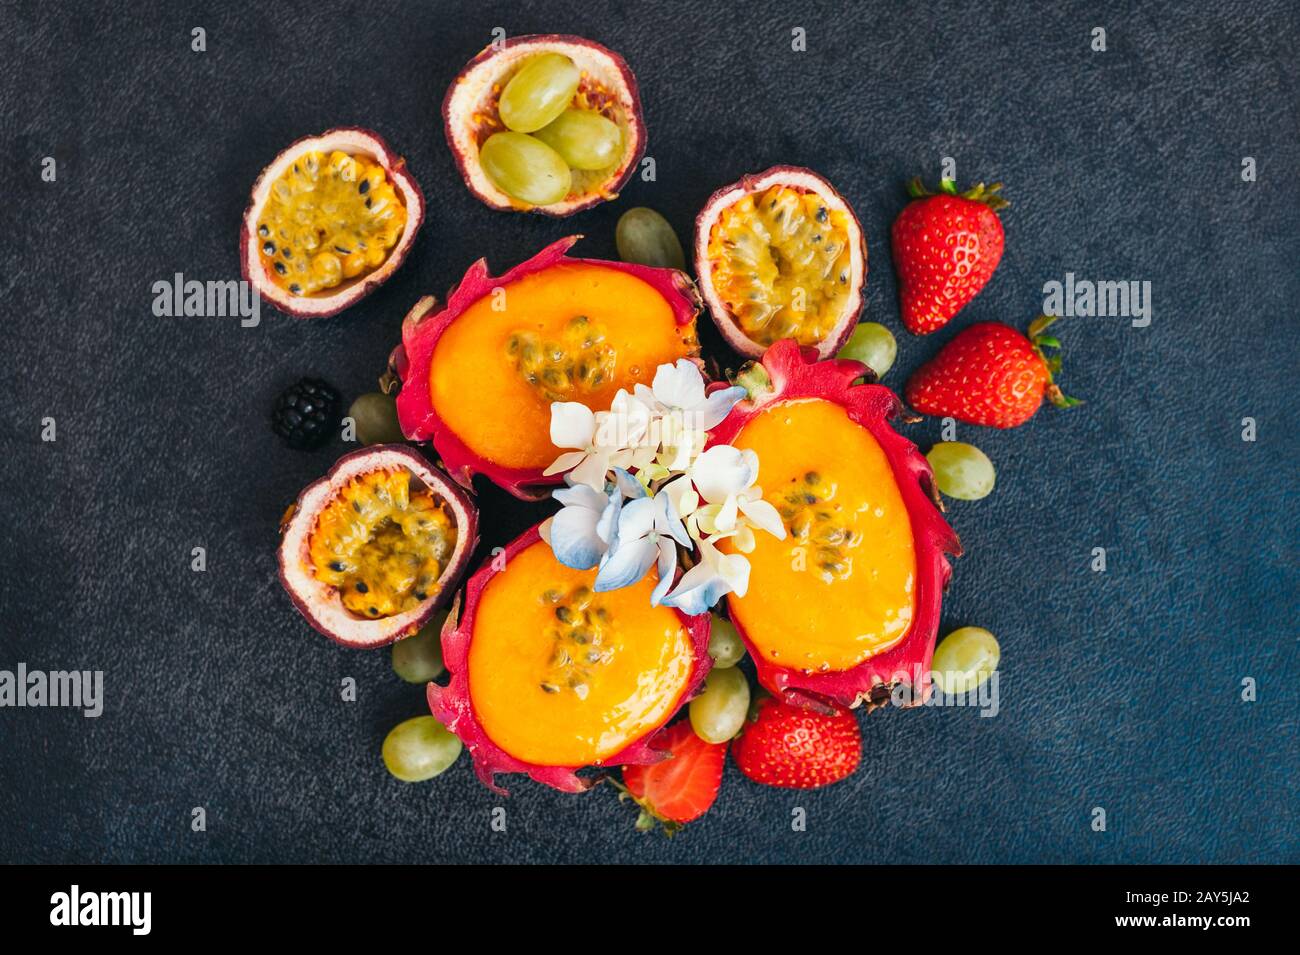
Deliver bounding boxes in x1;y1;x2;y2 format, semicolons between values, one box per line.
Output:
616;721;726;834
733;697;861;790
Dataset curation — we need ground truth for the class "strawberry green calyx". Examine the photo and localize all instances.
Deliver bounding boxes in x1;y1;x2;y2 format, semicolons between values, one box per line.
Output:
1027;314;1083;409
905;176;1010;211
608;777;682;836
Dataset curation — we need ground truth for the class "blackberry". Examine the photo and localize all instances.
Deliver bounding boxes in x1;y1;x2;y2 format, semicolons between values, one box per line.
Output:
272;378;341;450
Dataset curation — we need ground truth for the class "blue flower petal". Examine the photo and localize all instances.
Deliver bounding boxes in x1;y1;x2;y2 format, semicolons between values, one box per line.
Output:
661;556;733;614
654;489;692;549
612;467;646;500
617;496;656;542
549;505;605;570
553;482;606;511
594;536;658;592
695;385;748;430
651;538;677;606
662;575;731;615
595;484;623;548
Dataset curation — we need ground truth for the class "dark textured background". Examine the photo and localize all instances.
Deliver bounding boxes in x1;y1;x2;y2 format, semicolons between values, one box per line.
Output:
1;0;1296;864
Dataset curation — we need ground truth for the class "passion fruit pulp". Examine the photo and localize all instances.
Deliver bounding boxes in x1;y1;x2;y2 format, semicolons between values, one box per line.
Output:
278;445;478;648
241;128;424;319
428;525;713;793
393;236;701;500
695;166;867;359
443;35;646;216
707;341;960;709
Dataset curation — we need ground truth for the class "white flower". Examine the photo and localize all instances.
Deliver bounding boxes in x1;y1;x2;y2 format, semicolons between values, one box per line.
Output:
602;389;657;471
538;358;779;614
635;359;747;472
543;402;605;490
661;535;751;616
635;358;747;430
689;446;785;542
543;390;654;491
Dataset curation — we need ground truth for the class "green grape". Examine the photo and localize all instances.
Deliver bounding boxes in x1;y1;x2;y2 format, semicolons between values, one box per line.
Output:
347;392;403;446
615;207;686;270
533;109;623;170
382;715;462;782
689;667;750;743
498;53;580;132
932;627;1000;695
837;322;897;377
479;132;572;206
706;615;746;668
926;441;996;501
391;612;446;684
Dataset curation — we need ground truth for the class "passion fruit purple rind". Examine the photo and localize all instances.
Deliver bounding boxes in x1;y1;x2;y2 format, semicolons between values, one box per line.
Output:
695;165;867;360
443;35;646;216
277;445;477;648
428;525;713;794
241;127;425;319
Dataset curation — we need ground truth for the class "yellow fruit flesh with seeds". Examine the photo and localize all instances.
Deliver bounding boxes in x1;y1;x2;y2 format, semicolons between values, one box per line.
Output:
308;469;456;619
429;262;697;470
256;150;406;296
506;315;617;403
468;539;694;766
723;398;916;671
707;185;853;347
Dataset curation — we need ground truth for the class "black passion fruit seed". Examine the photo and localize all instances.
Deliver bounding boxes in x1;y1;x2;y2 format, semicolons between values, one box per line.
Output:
507;315;615;402
776;471;863;584
348;392;404;445
616;207;686;270
538;584;615;700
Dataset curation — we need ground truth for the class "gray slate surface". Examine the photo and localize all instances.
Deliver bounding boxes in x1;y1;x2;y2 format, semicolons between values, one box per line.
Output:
0;0;1296;863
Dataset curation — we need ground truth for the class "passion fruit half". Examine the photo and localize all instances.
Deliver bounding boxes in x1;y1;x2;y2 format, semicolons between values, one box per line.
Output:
695;166;867;359
707;341;960;710
443;35;646;216
394;236;701;500
277;445;477;648
241;128;425;319
428;524;712;793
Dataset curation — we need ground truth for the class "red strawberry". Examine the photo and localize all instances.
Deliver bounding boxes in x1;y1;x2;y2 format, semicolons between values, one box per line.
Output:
905;316;1081;428
732;697;861;790
617;721;726;833
891;178;1008;334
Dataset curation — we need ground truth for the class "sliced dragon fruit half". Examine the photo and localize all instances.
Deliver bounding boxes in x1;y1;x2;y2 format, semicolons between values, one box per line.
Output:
428;524;712;794
707;340;961;710
393;236;701;500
